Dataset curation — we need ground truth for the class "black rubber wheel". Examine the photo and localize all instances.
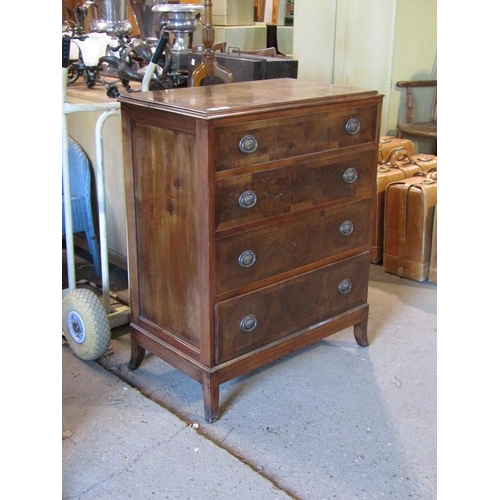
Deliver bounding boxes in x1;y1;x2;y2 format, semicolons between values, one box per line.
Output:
67;63;80;84
62;289;111;361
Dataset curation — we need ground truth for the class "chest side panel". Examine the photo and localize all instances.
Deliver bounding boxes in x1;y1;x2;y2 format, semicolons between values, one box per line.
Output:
127;118;204;349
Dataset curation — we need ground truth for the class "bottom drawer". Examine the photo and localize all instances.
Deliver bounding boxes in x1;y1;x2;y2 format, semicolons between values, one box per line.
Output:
216;252;370;364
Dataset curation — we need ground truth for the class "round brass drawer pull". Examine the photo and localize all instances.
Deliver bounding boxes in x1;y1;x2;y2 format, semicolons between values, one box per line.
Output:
343;167;358;184
240;314;258;333
345;118;361;135
238;250;257;268
239;190;258;209
339;220;354;236
239;134;259;154
338;279;352;295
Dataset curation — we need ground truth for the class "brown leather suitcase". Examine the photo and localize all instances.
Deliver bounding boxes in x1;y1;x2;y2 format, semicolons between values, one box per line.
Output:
378;135;415;164
370;149;426;264
428;206;437;283
391;152;437;172
383;172;437;282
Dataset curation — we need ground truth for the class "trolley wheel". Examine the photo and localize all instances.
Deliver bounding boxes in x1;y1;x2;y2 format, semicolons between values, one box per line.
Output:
67;63;80;84
62;288;111;361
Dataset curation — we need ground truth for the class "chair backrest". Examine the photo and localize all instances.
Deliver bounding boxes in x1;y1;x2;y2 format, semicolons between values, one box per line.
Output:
64;136;91;197
396;80;437;126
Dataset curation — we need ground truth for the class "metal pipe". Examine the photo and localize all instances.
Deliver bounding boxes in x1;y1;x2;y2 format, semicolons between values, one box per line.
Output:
62;31;119;294
95;108;121;313
141;32;169;91
62;37;77;291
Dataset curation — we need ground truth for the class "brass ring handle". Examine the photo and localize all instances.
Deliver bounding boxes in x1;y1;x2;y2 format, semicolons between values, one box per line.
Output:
339;220;354;236
338;279;352;295
239;190;258;209
239;134;259;154
345;118;361;135
343;167;358;184
238;250;257;268
240;315;258;333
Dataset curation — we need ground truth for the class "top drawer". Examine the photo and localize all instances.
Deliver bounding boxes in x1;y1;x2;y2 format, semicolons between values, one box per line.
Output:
213;104;379;172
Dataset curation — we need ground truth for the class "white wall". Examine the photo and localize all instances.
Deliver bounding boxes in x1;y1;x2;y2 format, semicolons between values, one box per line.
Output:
292;0;337;84
211;24;268;51
212;0;255;26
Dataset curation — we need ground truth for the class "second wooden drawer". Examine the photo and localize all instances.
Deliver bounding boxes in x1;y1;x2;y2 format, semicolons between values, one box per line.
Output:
215;150;375;232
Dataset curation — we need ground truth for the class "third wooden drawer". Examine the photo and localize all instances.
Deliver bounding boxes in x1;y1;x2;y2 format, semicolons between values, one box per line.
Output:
215;197;372;295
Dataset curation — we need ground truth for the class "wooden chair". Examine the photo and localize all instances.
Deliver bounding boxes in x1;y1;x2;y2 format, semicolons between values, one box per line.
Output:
396;80;437;146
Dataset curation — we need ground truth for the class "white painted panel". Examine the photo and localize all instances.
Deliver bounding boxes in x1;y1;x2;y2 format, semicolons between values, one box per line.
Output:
212;0;255;26
211;25;268;52
292;0;336;83
277;26;294;56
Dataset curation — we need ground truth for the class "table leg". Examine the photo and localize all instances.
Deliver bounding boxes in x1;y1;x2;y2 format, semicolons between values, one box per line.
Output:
202;373;220;423
354;306;370;347
128;332;146;370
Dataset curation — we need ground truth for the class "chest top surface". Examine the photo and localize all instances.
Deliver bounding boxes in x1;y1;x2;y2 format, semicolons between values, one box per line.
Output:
118;78;381;119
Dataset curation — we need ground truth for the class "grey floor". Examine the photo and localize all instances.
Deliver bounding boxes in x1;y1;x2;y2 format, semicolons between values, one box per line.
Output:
62;253;437;500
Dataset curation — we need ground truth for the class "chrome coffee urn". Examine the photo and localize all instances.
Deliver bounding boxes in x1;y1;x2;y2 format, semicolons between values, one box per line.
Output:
89;0;133;37
151;3;204;74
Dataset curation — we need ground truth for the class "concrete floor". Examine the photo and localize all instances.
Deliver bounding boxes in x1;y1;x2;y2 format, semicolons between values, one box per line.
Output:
62;254;437;500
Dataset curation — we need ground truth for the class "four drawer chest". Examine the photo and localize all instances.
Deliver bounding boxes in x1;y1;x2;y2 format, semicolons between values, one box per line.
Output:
119;79;383;422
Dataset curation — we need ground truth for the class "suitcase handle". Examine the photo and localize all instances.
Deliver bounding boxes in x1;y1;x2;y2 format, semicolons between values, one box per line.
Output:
379;147;410;166
386;148;412;166
386;150;438;177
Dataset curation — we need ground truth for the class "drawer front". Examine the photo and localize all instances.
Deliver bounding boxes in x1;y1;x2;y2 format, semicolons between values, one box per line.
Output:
215;198;372;294
214;104;379;172
215;151;374;231
216;253;370;363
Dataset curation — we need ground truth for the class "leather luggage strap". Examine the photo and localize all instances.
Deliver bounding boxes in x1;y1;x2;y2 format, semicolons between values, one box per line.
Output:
382;149;438;177
397;183;412;274
397;176;437;273
379;149;433;179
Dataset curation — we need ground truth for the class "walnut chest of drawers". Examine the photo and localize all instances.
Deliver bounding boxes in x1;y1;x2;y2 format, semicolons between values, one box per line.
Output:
119;79;383;422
